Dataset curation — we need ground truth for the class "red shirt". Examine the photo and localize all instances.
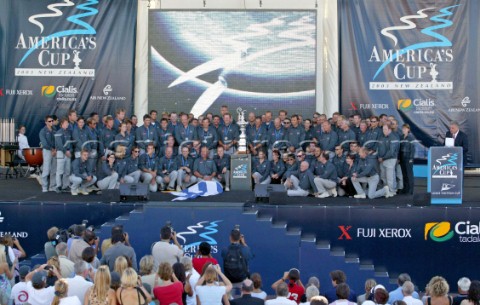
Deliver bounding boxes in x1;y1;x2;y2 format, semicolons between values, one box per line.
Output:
153;282;183;305
288;282;305;304
192;257;218;274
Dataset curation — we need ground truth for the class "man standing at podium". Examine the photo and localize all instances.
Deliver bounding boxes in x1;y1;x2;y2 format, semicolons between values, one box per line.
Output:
445;121;468;165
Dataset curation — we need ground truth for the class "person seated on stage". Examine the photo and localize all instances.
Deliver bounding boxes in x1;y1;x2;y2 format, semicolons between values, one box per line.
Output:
313;152;338;198
156;146;178;191
70;150;97;196
252;150;271;186
159;135;177;158
445;121;468;165
271;268;305;304
17;124;30;160
197;117;218;159
100;115;117;160
248;116;267;157
284;161;317;197
305;142;318;164
193;146;218;183
285;115;306;154
97;153;119;190
269;150;285;184
318;121;338;159
338;154;357;197
139;143;158;192
283;153;299;183
117;146;141;184
218;113;239;155
176;146;197;191
213;145;231;192
115;121;134;156
351;147;389;199
55;117;73;193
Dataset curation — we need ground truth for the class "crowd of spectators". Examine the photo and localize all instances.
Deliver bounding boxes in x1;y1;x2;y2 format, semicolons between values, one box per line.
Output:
1;223;479;305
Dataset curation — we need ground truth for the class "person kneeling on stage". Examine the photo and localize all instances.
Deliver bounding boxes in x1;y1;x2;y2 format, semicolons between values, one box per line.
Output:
213;146;231;191
337;154;357;197
351;147;390;199
313;152;338;198
139;143;158;192
97;153;119;190
156;146;178;191
194;146;218;183
270;149;286;184
252;150;271;185
118;146;141;183
70;150;97;196
284;161;317;197
176;146;197;192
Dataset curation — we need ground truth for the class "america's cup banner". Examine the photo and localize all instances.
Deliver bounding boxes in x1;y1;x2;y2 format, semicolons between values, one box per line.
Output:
340;0;480;165
0;0;137;145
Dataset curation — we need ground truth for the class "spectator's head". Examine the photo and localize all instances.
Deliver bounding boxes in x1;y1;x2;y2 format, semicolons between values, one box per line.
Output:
81;247;96;264
158;262;173;281
374;287;390;304
203;265;218;284
47;257;60;277
111;231;125;244
449;121;460;135
139;255;156;276
18;265;30;282
230;229;241;242
467;280;480;305
32;270;48;289
306;285;320;301
199;242;212;256
121;268;138;288
276;282;289;297
458;277;471;294
173;262;186;283
397;273;411;286
336;283;350;300
110;271;121;291
307;276;320;289
251;273;263;290
310;296;328;305
114;256;129;276
330;270;346;286
52;278;69;305
180;256;193;272
402;281;415;297
94;266;112;295
74;224;86;237
428;276;449;297
1;234;13;247
242;279;254;293
74;261;88;277
55;242;68;256
160;226;172;240
47;226;59;241
365;279;377;295
287;268;300;285
84;230;96;245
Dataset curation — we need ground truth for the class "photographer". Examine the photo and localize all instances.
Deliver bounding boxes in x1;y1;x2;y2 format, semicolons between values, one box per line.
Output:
70;228;98;264
222;228;254;297
271;268;305;304
151;225;183;267
192;242;218;274
100;231;137;272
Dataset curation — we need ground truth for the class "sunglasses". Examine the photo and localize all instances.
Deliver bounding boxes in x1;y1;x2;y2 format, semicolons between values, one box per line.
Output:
296;155;304;158
47;120;53;123
371;120;378;123
133;150;140;153
283;122;291;124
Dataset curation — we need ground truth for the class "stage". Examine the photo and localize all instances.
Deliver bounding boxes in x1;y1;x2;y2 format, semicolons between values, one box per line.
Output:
1;175;480;293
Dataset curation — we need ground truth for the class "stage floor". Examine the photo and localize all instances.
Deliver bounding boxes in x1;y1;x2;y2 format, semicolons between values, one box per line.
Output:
1;175;479;207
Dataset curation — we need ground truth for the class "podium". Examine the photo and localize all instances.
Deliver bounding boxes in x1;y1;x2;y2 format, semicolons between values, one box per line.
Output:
427;147;463;204
230;154;252;191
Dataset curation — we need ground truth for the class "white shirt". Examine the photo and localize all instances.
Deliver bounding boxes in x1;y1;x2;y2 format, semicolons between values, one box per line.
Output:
186;269;200;305
18;134;30;159
59;296;82;305
151;240;183;266
25;282;55;305
266;296;298;305
252;291;267;300
195;285;226;305
10;281;29;305
404;296;424;305
58;256;75;278
66;275;93;303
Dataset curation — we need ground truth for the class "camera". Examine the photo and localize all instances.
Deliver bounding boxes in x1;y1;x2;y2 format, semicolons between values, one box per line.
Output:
166;221;174;233
234;224;240;231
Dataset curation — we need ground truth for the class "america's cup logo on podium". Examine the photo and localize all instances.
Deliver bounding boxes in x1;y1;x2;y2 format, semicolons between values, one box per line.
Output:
237;107;247;154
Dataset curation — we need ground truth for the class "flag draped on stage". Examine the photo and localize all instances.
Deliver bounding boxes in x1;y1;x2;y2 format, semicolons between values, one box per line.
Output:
171;181;224;201
0;0;137;145
339;0;480;165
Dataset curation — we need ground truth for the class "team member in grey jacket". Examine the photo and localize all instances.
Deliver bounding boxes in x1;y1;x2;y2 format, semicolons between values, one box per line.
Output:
54;118;72;193
139;143;158;192
123;147;142;183
252;150;271;185
352;147;390;199
97;153;119;190
213;145;231;191
377;125;400;195
194;146;218;182
39;115;57;192
72;117;88;159
176;146;197;191
284;161;317;196
197;118;218;159
313;152;338;198
156;146;178;191
70;150;97;195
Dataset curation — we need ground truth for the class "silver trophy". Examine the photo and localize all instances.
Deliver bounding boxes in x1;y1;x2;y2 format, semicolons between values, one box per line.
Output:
236;107;247;154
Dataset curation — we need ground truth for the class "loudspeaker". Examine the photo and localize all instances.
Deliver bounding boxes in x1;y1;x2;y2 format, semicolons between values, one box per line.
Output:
254;184;286;202
119;183;149;202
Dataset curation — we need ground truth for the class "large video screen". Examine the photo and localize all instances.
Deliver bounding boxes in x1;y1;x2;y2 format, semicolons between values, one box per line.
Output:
149;10;316;118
